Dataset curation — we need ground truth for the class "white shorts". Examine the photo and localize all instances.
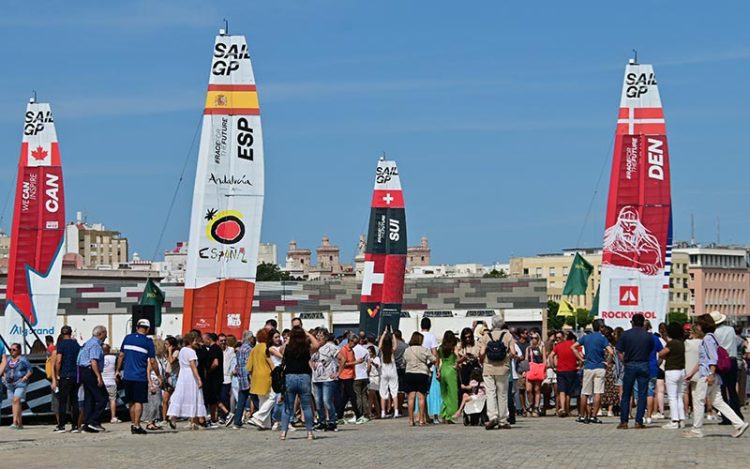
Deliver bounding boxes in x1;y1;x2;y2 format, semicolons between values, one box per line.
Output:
581;368;606;395
379;364;399;398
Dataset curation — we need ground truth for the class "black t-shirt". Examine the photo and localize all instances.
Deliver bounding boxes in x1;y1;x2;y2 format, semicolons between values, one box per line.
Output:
616;327;654;363
206;344;223;380
664;339;686;370
284;349;312;375
196;346;209;380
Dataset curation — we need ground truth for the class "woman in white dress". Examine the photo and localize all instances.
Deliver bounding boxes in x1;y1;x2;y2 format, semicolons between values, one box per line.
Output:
167;332;207;429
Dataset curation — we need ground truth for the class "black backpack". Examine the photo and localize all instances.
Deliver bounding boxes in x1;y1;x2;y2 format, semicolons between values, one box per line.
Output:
485;331;508;362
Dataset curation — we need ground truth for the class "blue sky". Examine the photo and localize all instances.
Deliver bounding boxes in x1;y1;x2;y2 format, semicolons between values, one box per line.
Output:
0;1;748;265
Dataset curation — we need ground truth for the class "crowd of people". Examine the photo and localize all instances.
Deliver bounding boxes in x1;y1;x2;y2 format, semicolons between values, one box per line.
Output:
1;310;749;440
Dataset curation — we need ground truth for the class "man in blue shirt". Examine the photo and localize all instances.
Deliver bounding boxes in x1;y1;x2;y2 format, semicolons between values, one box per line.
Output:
78;325;108;433
116;319;159;435
616;314;654;429
54;325;81;432
573;319;612;424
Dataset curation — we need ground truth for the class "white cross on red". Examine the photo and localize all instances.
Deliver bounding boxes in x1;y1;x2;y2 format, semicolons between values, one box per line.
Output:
361;261;384;296
382;193;394;205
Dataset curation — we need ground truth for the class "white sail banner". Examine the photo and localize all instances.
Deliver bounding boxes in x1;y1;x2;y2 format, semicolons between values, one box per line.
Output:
183;32;264;334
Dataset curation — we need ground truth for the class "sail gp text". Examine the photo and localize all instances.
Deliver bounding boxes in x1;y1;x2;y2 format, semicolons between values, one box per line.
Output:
199;246;248;263
600;311;657;320
625;72;656;98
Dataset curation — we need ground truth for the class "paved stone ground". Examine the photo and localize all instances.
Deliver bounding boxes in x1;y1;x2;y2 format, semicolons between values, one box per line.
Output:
0;414;748;468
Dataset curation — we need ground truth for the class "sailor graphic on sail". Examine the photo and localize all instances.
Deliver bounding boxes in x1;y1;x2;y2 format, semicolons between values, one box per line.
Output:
602;206;662;275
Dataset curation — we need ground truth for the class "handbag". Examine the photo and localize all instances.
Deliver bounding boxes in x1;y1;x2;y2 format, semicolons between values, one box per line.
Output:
527;361;546;381
271;358;286;394
707;335;732;375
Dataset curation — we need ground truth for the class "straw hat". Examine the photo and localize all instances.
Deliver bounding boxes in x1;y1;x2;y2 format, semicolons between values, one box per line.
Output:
709;310;727;325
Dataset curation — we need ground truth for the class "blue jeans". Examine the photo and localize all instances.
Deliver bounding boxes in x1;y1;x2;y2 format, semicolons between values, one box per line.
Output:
621;362;649;424
313;381;337;425
234;389;249;426
272;393;285;423
282;374;314;432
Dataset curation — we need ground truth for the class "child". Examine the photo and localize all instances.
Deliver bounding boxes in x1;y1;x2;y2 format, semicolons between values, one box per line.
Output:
453;368;485;419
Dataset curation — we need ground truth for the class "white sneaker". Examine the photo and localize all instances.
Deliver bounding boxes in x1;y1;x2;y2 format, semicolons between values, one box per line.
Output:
683;429;704;438
346;417;357;424
662;422;679;429
110;418;122;424
645;417;652;425
607;410;614;418
706;414;716;421
733;422;749;438
381;412;386;419
393;412;400;418
652;412;665;420
271;422;279;431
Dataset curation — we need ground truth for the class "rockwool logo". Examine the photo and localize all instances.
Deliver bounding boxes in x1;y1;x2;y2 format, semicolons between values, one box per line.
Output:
619;286;639;306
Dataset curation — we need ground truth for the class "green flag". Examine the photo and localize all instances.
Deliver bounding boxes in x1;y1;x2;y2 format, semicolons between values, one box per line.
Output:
139;278;165;327
589;285;600;319
562;253;593;296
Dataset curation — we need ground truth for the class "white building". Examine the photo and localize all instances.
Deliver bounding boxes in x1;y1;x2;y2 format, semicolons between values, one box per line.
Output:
258;243;278;265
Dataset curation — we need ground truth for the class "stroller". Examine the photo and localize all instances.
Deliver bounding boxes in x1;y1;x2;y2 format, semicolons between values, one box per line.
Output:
462;394;488;426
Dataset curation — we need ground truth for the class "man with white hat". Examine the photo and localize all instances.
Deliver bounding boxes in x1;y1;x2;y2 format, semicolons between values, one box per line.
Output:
116;319;161;434
711;310;744;423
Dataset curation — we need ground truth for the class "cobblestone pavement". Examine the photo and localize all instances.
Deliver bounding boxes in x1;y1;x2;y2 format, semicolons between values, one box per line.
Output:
1;414;748;469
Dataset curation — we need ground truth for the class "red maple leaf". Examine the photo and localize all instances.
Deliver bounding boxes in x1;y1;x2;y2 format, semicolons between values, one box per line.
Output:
31;146;48;161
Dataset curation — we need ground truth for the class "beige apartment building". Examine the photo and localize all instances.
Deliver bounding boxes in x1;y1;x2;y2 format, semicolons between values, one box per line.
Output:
510;247;692;314
669;250;691;315
509;249;602;309
675;246;750;320
66;222;128;269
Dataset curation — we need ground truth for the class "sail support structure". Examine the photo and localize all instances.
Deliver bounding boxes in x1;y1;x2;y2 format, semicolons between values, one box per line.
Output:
3;100;65;344
182;31;264;334
358;159;407;336
599;61;671;329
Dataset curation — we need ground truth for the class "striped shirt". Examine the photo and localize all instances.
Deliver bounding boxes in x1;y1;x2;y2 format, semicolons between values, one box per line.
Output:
235;343;252;391
120;333;155;382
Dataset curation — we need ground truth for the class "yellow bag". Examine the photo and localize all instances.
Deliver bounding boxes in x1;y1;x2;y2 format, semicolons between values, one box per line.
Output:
45;354;55;380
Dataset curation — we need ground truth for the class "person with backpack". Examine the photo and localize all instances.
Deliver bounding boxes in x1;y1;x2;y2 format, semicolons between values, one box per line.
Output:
478;314;516;430
711;310;745;424
684;314;748;439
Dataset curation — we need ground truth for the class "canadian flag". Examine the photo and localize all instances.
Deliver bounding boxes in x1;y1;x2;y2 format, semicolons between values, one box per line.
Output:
619;286;639;306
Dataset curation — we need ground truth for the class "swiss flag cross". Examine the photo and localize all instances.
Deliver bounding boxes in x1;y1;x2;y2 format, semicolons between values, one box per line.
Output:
619;286;639;306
